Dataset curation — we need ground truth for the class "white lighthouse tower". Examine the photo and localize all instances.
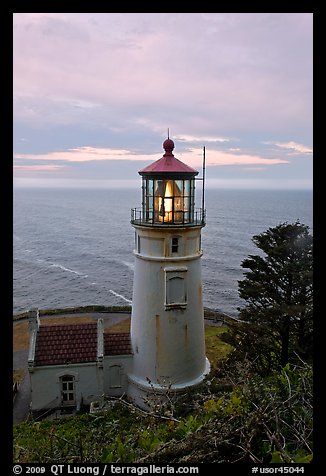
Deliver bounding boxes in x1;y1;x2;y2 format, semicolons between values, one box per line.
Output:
128;137;210;410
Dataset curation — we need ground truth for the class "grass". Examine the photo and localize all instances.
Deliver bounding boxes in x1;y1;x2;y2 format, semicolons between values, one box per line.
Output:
13;369;25;384
13;322;30;353
105;318;131;334
204;326;232;370
38;316;95;326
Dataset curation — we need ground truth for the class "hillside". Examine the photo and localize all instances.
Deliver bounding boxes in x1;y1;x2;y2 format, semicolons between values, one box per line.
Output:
13;359;312;464
13;311;312;464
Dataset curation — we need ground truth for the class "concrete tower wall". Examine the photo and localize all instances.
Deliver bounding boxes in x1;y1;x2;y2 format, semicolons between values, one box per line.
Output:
129;225;209;405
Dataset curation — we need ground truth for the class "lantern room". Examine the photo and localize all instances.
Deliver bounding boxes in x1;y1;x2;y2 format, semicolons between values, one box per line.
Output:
131;138;205;227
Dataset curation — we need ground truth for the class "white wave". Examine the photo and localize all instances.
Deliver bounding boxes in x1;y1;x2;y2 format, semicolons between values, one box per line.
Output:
109;289;132;304
50;262;88;278
122;261;135;271
24;249;32;253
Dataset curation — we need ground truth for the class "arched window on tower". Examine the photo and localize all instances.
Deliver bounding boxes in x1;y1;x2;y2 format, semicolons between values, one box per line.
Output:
165;267;187;309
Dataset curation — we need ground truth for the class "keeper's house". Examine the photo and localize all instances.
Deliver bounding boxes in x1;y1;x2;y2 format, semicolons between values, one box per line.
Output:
28;311;132;416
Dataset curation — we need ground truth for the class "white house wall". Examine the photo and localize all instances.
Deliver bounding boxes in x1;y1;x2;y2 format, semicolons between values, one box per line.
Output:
29;356;133;411
29;363;102;411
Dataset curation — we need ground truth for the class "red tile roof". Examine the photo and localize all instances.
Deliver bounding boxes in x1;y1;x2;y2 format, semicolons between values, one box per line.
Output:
139;154;198;175
104;333;132;356
139;138;198;176
35;323;98;366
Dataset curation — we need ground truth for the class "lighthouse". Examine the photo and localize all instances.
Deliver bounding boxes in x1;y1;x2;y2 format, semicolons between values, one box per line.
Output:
128;137;210;410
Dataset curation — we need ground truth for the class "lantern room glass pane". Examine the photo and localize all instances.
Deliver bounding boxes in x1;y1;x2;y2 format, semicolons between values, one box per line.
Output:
142;177;195;224
147;179;154;196
173;180;183;223
190;180;195;221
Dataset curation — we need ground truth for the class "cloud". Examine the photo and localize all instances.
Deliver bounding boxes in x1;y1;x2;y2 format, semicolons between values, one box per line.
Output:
178;148;289;167
201;151;289;166
14;145;289;170
14;147;140;163
264;141;313;155
13;13;312;136
238;167;266;172
12;14;312;189
13;164;65;172
174;134;231;143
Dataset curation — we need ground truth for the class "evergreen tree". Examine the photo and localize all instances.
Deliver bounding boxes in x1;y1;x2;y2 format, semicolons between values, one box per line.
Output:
223;221;313;374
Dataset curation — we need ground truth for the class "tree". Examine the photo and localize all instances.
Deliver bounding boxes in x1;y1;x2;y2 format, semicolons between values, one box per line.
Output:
223;221;313;374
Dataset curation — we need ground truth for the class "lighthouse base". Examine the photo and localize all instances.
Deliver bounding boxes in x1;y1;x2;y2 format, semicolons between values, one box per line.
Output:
127;358;210;411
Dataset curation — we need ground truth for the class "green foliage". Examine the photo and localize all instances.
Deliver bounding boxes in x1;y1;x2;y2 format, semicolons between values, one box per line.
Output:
14;360;312;464
174;415;202;439
138;430;160;453
223;221;313;374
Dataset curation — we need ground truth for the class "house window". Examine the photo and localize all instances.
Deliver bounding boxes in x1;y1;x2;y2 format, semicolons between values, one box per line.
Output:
60;375;75;405
171;237;179;253
165;267;187;309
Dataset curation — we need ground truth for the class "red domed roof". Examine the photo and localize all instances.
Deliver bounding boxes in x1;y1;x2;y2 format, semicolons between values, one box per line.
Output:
139;138;198;176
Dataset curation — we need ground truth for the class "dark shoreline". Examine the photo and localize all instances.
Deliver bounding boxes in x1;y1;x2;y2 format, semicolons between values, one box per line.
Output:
13;305;236;323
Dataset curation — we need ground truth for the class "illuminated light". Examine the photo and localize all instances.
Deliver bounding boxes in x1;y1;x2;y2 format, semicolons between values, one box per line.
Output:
164;180;173;216
159;180;174;222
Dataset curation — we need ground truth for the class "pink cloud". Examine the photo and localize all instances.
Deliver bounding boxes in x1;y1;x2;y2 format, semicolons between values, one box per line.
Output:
174;134;231;143
14;146;289;168
238;167;266;172
14;148;138;163
178;148;289;167
273;141;312;155
13;164;65;172
13;13;312;135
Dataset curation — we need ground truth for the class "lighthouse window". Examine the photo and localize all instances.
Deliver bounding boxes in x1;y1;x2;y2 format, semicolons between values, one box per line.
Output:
172;237;179;253
165;268;187;309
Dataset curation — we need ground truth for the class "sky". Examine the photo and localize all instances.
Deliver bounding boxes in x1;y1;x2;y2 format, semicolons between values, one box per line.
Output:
13;13;313;189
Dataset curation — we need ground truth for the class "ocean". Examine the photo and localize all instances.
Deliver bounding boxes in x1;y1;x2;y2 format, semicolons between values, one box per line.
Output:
13;187;313;317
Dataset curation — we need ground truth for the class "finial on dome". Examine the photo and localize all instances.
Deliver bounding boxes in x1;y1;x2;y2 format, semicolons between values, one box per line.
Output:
163;131;174;155
163;138;174;154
